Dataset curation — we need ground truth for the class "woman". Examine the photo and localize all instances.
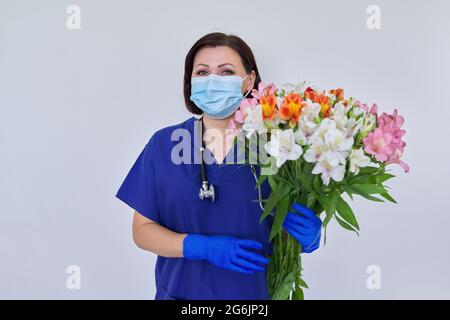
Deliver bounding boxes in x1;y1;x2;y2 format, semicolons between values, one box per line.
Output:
116;32;322;300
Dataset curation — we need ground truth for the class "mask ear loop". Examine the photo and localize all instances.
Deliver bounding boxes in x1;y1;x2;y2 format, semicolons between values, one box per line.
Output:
242;74;252;99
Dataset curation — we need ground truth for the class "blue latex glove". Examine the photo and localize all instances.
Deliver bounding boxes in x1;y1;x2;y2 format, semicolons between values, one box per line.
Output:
283;203;322;253
183;234;269;274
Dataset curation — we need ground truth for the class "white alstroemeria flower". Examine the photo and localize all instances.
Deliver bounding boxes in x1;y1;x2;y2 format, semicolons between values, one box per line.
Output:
298;102;321;137
281;81;308;93
331;102;350;131
349;148;371;174
242;104;266;139
333;114;362;138
349;106;365;118
345;117;362;138
332;102;348;118
333;114;349;132
308;118;336;143
323;128;354;166
264;129;303;167
312;160;345;185
265;116;282;129
330;101;363;138
294;128;307;145
360;112;377;133
304;138;328;163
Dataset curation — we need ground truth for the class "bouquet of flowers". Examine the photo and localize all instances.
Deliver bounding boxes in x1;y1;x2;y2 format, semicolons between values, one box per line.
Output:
228;81;409;300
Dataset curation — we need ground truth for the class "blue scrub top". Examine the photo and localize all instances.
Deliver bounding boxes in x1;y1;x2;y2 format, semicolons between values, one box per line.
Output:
116;116;273;300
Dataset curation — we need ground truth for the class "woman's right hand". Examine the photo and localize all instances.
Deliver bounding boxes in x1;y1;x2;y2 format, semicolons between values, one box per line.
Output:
183;234;269;274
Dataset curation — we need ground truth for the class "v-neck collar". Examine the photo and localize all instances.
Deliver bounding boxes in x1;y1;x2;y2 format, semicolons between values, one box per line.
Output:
203;139;238;166
187;116;238;182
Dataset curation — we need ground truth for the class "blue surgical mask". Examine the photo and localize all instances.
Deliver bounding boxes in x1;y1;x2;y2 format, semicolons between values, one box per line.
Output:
190;74;250;119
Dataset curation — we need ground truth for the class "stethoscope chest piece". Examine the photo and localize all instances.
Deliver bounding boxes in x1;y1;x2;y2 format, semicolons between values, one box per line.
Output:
199;180;215;202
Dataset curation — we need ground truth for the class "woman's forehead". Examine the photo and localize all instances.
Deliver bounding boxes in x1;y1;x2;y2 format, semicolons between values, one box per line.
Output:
193;46;243;68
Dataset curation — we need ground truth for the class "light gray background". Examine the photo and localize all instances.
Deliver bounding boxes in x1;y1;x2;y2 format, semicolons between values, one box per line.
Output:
1;0;449;299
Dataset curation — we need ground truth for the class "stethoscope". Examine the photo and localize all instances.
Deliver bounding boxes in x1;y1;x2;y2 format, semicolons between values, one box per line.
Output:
196;117;269;215
197;116;216;201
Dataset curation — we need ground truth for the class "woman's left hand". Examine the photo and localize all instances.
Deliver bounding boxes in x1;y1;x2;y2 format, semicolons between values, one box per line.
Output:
282;203;322;253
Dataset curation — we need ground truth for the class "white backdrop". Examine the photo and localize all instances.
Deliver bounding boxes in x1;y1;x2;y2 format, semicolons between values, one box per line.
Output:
1;0;449;299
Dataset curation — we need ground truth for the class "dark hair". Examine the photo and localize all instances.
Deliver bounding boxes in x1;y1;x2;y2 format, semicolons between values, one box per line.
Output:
183;32;262;114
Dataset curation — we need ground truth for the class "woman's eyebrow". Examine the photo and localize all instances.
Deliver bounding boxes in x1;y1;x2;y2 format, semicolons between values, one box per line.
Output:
218;63;236;68
195;63;236;68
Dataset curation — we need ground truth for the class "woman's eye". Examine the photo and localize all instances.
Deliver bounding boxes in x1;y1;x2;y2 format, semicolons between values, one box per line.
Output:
222;70;234;75
196;70;208;76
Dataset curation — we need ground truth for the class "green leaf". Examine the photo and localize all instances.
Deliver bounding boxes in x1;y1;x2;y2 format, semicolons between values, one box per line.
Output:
335;214;360;235
255;174;267;188
297;277;309;289
268;173;295;189
342;186;384;202
336;196;360;231
306;192;316;208
318;191;338;229
345;189;354;201
349;184;386;195
318;191;339;245
269;196;291;241
380;192;398;204
272;270;296;300
347;166;382;184
377;173;395;183
358;166;381;175
259;183;292;224
268;175;278;190
292;287;304;300
259;192;277;224
276;175;295;188
357;193;384;202
312;175;321;193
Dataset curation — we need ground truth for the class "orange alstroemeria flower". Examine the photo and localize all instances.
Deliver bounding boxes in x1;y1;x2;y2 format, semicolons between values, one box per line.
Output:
304;88;328;104
304;87;316;102
329;88;345;101
330;88;348;106
317;93;329;105
304;88;332;118
279;93;304;126
320;103;332;118
259;92;277;120
314;93;331;117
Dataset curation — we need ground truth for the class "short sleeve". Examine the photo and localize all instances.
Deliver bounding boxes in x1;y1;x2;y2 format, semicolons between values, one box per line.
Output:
115;135;161;223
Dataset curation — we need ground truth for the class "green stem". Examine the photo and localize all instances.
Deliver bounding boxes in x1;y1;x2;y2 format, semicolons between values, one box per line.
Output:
268;167;309;300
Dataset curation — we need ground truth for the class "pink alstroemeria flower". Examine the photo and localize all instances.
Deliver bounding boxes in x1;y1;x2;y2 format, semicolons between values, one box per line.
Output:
234;97;258;123
363;109;409;172
251;81;277;100
377;109;409;172
363;128;393;162
355;101;377;115
226;117;241;146
234;81;278;124
354;100;366;111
